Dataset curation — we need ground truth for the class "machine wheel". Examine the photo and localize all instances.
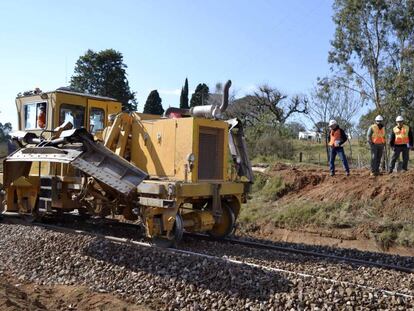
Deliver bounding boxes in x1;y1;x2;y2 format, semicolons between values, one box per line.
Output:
208;202;235;239
153;214;184;248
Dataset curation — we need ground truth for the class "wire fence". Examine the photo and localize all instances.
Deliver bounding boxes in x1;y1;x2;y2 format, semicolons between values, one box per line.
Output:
293;143;414;171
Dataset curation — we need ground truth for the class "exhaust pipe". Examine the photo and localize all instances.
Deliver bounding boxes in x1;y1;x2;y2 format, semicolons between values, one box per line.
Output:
190;80;232;119
165;80;232;119
219;80;232;113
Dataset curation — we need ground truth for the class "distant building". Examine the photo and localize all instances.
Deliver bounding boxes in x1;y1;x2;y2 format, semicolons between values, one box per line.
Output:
298;131;321;142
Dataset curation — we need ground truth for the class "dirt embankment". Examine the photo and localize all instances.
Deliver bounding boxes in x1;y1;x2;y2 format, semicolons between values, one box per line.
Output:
242;163;414;251
0;273;150;311
272;163;414;220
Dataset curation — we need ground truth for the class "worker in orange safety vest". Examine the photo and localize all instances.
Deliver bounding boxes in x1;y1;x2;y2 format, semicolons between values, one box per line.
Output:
366;115;386;176
328;119;350;177
388;115;413;173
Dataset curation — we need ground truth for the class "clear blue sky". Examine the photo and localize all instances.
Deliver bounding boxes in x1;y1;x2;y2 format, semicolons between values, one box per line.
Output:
0;0;334;128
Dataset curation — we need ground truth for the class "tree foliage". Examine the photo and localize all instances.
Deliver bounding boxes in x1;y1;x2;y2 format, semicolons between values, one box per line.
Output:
70;49;137;111
226;85;308;128
143;90;164;115
285;122;306;138
0;122;12;143
190;83;209;107
179;78;189;109
306;82;361;162
225;85;308;160
329;0;414;118
308;81;361;133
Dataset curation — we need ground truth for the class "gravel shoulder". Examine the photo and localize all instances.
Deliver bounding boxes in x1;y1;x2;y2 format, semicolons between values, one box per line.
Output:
0;222;413;310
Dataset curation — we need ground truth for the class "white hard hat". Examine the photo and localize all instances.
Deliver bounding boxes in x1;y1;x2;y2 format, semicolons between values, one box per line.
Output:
396;115;404;122
328;119;337;127
375;115;383;122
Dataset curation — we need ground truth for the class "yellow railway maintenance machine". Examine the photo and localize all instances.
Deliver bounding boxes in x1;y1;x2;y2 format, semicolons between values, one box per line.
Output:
2;81;253;245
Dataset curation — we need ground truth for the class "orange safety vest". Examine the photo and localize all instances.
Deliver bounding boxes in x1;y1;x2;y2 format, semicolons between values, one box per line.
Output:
371;124;385;144
394;125;409;145
329;128;342;146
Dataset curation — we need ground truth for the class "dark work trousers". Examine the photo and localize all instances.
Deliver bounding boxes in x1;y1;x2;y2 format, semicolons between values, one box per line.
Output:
389;145;409;172
329;147;350;174
370;144;384;173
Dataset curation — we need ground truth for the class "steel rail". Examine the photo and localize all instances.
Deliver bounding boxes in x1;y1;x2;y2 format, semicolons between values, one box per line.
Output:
4;212;412;274
184;232;414;274
28;222;414;299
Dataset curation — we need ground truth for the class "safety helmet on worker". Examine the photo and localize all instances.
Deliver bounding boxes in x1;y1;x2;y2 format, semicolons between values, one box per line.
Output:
396;115;404;122
375;115;383;122
328;119;337;127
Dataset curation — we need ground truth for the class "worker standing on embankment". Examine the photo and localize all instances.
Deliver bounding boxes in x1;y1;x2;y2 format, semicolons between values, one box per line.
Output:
367;115;386;176
328;119;350;177
389;115;413;173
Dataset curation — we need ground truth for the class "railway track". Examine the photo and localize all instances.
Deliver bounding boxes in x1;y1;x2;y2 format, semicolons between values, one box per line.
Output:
1;215;414;309
28;222;414;299
3;213;411;297
185;233;414;274
4;212;413;274
38;213;414;272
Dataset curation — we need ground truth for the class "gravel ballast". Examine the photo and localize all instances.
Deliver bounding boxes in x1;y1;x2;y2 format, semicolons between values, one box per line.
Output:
0;223;412;310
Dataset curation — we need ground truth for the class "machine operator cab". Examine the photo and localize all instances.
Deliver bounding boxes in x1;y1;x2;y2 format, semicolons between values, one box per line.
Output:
15;87;122;137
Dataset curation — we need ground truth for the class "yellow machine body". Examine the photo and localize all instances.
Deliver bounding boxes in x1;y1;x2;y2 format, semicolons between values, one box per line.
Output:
4;87;251;244
9;90;123;212
15;89;122;136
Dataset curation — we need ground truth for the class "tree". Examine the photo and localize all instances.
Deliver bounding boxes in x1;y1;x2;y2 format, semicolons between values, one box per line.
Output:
179;78;189;109
190;83;209;107
329;0;414;116
143;90;164;115
70;49;137;111
226;85;308;127
0;122;12;143
307;81;361;162
285;122;306;138
329;0;390;109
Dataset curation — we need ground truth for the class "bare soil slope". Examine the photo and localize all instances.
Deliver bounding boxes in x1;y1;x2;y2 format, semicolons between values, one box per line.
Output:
272;163;414;221
242;163;414;250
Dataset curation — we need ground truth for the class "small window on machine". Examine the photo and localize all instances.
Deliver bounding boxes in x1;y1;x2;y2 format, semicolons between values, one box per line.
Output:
59;104;85;128
89;108;105;134
24;102;47;129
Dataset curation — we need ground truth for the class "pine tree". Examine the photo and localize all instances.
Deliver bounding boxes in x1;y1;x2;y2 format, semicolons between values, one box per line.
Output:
179;78;189;109
143;90;164;115
190;83;209;107
70;49;137;111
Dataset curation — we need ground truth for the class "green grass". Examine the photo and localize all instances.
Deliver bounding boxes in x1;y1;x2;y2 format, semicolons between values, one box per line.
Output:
240;200;357;229
260;175;286;201
240;170;414;249
397;225;414;248
240;197;414;249
252;138;414;168
251;138;373;168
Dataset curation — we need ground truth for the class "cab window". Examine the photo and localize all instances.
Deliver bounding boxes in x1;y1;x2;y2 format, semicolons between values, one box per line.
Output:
59;104;85;128
89;108;105;133
24;102;47;129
